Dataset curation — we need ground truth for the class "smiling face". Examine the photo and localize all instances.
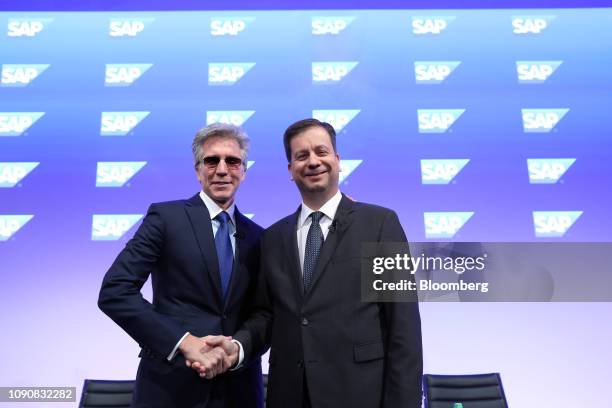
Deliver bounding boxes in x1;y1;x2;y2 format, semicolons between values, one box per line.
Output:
288;125;340;203
196;136;246;209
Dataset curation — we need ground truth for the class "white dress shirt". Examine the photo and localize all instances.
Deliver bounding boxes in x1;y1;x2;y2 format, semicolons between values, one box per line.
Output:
167;191;237;361
297;190;342;273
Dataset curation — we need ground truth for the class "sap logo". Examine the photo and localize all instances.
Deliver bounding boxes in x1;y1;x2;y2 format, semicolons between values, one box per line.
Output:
0;112;45;137
96;162;147;187
528;158;575;184
109;18;154;37
522;109;568;133
210;17;254;36
339;160;363;184
247;161;255;170
418;109;465;133
0;162;39;187
312;62;358;83
208;63;255;85
415;61;461;84
421;159;469;185
91;214;143;241
312;109;360;132
424;212;473;239
1;64;49;87
0;215;33;241
311;16;355;35
244;213;255;219
206;110;255;126
516;61;562;83
7;18;53;37
412;16;455;35
533;211;582;238
512;16;555;34
100;112;149;136
105;64;152;86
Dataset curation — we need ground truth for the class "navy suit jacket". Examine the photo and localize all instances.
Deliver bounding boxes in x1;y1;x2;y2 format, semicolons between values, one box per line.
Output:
235;195;423;408
98;193;263;408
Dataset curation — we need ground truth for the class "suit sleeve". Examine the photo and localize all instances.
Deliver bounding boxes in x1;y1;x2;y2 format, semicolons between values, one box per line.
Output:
378;210;424;408
97;204;186;357
233;231;272;364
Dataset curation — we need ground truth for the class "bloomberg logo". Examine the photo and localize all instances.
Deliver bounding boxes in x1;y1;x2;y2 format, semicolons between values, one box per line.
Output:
418;109;465;133
421;159;470;184
522;108;569;133
527;158;575;184
206;111;255;126
91;214;143;241
208;63;255;85
0;215;34;241
0;162;39;187
0;112;45;137
512;15;556;34
312;61;358;83
7;18;53;37
210;17;255;36
96;162;147;187
411;16;455;35
109;18;155;37
414;61;461;84
312;110;360;132
1;64;49;87
516;61;562;84
533;211;582;238
424;212;474;239
105;64;153;86
311;16;355;35
100;112;149;136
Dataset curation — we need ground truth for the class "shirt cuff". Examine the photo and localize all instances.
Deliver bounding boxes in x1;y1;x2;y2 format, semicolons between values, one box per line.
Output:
167;332;190;361
230;339;245;370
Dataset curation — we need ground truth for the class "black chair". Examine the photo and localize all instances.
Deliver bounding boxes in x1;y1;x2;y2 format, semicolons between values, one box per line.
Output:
423;373;509;408
79;379;135;408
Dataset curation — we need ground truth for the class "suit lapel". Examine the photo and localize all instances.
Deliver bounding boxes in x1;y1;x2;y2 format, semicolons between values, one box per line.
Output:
281;207;305;299
184;194;223;305
305;194;355;299
225;207;248;309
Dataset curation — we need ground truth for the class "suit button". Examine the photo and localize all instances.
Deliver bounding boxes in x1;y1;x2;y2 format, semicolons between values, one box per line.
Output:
301;317;309;326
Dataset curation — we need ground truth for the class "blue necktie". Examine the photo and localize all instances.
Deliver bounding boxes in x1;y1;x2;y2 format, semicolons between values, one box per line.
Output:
215;211;233;298
303;211;324;293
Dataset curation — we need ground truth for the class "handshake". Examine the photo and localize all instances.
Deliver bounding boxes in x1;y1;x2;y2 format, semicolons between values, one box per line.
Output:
179;333;239;379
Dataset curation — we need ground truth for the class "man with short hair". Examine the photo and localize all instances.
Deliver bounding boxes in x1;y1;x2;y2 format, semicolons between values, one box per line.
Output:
193;118;423;407
98;123;264;408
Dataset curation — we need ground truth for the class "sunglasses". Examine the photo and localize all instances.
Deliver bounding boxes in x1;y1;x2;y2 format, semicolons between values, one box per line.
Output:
201;155;244;170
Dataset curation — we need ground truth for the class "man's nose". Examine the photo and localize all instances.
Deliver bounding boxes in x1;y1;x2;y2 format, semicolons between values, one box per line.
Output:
215;159;229;175
306;152;321;167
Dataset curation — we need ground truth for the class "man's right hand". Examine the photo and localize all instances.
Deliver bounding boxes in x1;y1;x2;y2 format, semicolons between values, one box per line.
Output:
179;334;226;378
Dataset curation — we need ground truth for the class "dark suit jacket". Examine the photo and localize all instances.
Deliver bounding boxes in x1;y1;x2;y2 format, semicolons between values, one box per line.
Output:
235;194;423;408
98;193;264;408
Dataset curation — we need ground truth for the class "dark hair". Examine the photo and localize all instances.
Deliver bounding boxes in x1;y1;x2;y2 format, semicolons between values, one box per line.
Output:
283;118;337;162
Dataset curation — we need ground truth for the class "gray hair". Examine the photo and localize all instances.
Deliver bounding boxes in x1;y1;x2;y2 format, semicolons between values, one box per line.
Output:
192;123;250;169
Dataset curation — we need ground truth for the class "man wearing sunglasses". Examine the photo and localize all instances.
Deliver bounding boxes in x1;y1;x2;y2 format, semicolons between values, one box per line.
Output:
98;123;264;408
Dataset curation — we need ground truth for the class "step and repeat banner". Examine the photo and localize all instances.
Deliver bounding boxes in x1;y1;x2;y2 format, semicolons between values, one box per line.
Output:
1;8;611;407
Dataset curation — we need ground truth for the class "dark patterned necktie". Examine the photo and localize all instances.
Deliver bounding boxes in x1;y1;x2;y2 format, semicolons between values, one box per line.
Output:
303;211;324;293
215;211;233;298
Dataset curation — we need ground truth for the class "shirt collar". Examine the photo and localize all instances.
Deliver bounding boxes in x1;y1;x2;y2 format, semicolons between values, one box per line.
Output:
199;191;235;225
299;190;342;228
